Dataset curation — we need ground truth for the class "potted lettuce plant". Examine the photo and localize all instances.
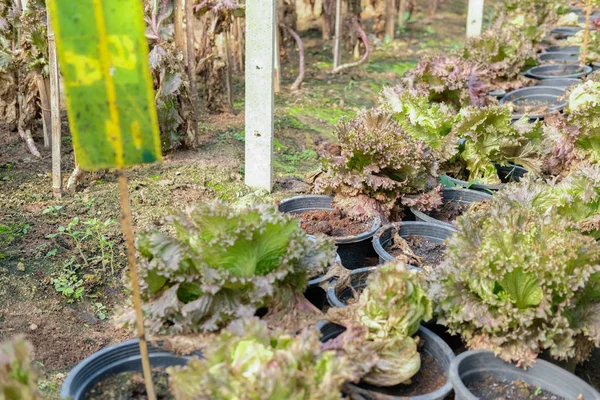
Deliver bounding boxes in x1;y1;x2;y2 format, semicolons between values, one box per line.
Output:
167;318;358;400
443;104;543;190
121;202;338;335
429;193;600;369
283;108;440;269
321;261;454;399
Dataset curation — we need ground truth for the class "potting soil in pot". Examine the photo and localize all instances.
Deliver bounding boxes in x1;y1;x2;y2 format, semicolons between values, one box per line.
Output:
356;352;447;396
297;209;370;237
427;201;470;223
386;234;446;269
466;377;566;400
85;368;173;400
511;98;552;116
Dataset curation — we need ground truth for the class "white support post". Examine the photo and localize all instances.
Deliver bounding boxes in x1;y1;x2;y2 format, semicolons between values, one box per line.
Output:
466;0;484;38
245;0;275;192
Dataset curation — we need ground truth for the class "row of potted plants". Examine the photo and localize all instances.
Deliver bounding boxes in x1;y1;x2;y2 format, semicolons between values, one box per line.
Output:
3;1;600;399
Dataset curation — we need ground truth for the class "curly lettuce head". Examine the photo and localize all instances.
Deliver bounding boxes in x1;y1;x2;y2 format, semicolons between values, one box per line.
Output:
167;318;357;400
130;202;337;334
314;108;439;221
430;197;600;367
379;89;459;163
453;104;543;184
358;260;432;340
566;80;600;161
323;261;432;386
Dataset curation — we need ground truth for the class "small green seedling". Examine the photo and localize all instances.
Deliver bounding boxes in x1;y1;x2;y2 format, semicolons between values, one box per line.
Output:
41;205;64;217
50;258;85;302
92;302;107;320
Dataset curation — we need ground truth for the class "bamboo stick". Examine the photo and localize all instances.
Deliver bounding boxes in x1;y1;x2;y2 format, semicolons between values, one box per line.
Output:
174;0;187;63
36;75;51;148
236;17;244;72
117;170;156;400
224;29;234;107
274;19;281;94
385;0;395;39
398;0;407;28
184;0;199;145
333;0;342;69
47;10;62;198
583;0;592;64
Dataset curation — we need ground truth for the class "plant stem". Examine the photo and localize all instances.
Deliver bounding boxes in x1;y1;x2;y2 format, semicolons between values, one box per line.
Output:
117;170;156;400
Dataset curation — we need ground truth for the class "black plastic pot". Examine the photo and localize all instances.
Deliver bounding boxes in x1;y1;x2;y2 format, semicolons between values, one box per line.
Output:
535;77;581;88
60;339;190;400
320;280;455;399
325;266;378;308
305;250;343;310
499;86;567;120
538;51;580;64
487;88;506;99
449;350;600;400
551;26;583;37
372;222;456;266
441;164;528;192
524;64;592;79
320;322;454;400
545;45;580;54
279;195;381;270
410;188;491;228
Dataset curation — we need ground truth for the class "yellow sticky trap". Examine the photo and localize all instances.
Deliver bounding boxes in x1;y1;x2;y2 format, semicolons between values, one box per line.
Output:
48;0;161;170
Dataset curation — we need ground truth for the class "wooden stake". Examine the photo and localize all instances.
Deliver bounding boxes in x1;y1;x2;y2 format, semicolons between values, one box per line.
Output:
47;9;62;198
184;0;199;146
174;0;187;63
385;0;395;39
274;19;281;94
398;0;407;28
583;0;592;64
333;0;342;69
236;17;244;72
37;75;51;148
117;170;156;400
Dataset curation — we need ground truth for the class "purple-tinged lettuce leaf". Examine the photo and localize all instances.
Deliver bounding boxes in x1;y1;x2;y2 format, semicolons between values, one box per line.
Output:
314;108;439;222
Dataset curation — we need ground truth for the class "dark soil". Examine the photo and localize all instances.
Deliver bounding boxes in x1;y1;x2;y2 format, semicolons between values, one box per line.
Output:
576;348;600;391
512;98;553;115
387;235;446;268
427;201;470;223
357;353;447;397
466;377;566;400
85;368;173;400
297;209;371;237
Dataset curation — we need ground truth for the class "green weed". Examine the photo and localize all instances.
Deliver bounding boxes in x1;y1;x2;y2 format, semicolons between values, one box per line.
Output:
50;258;85;302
